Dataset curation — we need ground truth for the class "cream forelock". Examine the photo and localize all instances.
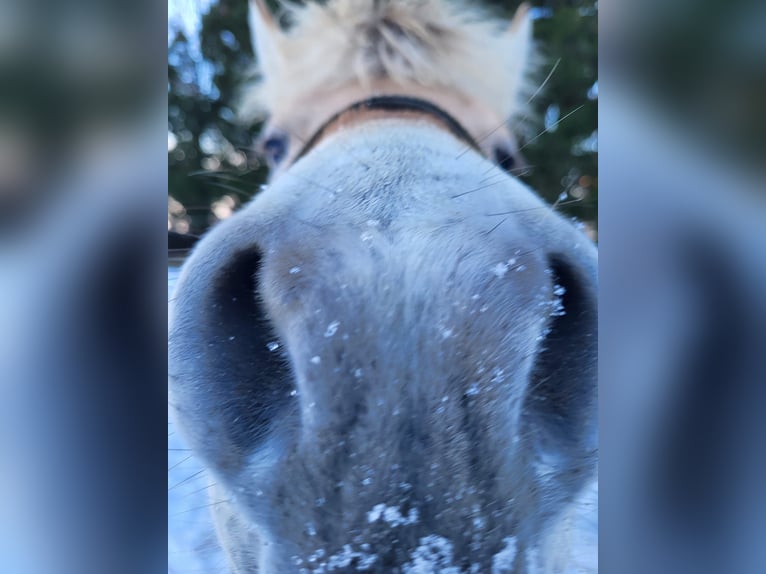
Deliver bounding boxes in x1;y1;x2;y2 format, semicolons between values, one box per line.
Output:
240;0;536;126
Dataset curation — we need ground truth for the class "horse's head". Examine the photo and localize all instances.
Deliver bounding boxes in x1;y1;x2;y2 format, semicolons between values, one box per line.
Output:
169;1;597;572
241;0;535;179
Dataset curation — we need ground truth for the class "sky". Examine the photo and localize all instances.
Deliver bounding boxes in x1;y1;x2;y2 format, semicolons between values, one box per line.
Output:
168;0;215;51
168;0;218;96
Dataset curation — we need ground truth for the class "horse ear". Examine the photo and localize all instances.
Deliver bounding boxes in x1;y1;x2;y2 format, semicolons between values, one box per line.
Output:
509;2;532;39
249;0;284;78
506;3;534;86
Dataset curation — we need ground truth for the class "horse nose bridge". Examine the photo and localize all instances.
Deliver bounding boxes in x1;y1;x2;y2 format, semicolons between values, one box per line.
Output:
256;228;559;414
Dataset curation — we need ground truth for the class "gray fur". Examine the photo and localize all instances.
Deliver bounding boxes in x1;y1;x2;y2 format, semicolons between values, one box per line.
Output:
169;120;597;573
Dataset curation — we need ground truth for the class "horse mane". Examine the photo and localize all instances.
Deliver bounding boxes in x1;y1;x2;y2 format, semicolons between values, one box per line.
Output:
240;0;536;124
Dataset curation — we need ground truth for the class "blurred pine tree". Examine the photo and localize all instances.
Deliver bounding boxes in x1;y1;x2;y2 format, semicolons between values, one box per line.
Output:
168;0;597;236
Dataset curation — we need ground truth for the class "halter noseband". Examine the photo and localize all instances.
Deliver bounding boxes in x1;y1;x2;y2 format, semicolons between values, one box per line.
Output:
293;95;483;163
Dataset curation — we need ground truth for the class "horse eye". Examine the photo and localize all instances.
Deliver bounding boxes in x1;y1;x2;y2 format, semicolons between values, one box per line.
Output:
493;146;516;172
261;132;289;167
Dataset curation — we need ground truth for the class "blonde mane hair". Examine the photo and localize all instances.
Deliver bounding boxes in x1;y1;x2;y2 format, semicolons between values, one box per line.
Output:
241;0;535;125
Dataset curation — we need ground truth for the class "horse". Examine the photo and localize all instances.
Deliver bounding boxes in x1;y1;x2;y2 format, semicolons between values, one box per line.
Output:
168;1;597;572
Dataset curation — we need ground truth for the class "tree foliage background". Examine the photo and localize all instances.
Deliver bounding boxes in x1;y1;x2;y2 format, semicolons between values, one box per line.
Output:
168;0;597;237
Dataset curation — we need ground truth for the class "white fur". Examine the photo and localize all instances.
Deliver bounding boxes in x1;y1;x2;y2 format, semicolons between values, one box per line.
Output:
169;3;597;573
241;0;535;124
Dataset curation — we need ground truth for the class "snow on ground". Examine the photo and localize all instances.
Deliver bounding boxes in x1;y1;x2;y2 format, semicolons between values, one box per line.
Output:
169;266;228;574
543;479;599;574
168;418;228;574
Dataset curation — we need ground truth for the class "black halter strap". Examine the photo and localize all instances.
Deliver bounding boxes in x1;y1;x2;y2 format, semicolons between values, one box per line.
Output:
292;95;483;163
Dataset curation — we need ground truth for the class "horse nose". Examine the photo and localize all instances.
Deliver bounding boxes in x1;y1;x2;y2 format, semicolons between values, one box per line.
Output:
170;193;597;471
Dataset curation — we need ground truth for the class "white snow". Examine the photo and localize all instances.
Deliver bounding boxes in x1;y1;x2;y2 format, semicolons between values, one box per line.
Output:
492;262;510;278
324;321;340;337
491;536;518;573
402;535;460;574
366;504;419;527
314;544;378;572
167;409;227;574
267;341;280;351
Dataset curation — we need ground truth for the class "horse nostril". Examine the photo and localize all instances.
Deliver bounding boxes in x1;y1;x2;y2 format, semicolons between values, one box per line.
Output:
169;247;294;468
525;255;598;454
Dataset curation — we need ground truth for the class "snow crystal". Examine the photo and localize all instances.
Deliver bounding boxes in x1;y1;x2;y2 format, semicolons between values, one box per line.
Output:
267;341;280;351
491;536;518;573
536;326;552;342
310;355;322;365
289;266;302;274
308;548;325;562
324;321;340;337
402;535;460;574
367;504;419;527
547;284;567;317
491;262;509;278
316;544;378;572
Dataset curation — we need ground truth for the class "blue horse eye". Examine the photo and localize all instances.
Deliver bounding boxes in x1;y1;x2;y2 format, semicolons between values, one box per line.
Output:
493;146;516;172
262;134;289;166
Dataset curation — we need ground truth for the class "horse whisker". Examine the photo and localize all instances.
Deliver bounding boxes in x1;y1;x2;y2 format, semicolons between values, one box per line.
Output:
519;104;585;150
455;58;562;160
484;197;586;217
168;468;208;492
450;180;502;199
